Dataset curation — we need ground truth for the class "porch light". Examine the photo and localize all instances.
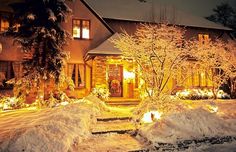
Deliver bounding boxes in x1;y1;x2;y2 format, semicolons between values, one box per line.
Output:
0;42;2;53
123;70;135;80
141;111;162;123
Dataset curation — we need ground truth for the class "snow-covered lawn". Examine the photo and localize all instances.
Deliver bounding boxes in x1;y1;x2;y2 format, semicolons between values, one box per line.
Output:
0;95;107;152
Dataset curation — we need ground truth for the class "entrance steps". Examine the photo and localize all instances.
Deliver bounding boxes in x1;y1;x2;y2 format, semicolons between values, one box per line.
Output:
75;106;147;151
105;98;140;105
92;117;135;135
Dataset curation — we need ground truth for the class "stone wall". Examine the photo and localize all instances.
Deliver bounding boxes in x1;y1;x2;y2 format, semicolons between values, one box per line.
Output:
92;56;107;87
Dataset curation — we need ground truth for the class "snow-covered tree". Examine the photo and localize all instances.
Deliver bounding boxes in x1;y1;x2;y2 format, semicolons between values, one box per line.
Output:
206;2;236;38
113;24;236;115
7;0;72;100
113;24;191;100
192;39;236;98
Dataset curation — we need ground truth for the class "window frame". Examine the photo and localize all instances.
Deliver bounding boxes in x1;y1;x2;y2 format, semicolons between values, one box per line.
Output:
67;63;86;89
72;19;91;40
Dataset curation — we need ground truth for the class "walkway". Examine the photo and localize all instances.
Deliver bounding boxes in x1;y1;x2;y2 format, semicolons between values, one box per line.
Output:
72;105;147;152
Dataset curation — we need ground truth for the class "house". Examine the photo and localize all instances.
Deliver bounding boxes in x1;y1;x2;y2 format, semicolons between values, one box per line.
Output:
0;0;234;100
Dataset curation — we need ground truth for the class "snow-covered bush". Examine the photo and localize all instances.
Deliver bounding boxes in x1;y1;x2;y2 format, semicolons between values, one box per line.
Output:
83;94;110;112
91;84;110;100
0;96;25;110
133;95;186;124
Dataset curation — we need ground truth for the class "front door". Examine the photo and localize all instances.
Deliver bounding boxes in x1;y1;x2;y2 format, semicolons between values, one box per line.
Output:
108;64;123;97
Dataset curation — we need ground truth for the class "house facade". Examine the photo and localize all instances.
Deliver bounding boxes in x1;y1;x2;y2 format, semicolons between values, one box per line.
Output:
0;0;234;99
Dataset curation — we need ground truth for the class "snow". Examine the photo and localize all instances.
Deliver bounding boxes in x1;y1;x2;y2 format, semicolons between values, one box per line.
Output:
72;133;144;152
0;95;106;152
138;108;236;145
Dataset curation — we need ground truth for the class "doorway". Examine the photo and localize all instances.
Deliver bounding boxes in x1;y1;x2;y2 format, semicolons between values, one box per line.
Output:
108;64;123;97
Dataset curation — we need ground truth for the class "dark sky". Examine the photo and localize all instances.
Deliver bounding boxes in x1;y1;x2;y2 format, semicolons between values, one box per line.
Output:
0;0;235;17
158;0;236;17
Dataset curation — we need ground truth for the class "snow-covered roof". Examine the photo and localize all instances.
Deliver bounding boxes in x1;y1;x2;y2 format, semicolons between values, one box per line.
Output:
87;33;121;55
83;0;232;31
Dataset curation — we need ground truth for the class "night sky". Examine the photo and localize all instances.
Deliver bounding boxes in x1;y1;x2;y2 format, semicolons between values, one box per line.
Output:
0;0;235;17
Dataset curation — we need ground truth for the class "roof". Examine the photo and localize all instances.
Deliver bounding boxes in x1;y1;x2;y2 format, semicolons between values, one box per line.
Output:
0;0;23;12
87;33;121;56
84;0;232;31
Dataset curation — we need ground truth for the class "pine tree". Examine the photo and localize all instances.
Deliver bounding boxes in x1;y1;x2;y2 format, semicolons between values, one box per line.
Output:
206;2;236;38
7;0;72;100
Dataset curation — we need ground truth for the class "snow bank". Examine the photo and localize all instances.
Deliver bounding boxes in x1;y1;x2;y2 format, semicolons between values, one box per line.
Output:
0;98;102;152
82;94;110;112
139;108;236;144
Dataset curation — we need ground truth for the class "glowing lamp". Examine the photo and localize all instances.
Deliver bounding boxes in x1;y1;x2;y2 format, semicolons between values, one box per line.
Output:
123;70;135;80
207;105;218;113
141;111;162;123
0;42;2;53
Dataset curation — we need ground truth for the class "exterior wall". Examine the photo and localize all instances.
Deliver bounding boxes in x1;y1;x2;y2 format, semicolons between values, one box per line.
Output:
63;0;113;63
0;37;22;61
0;0;113;99
62;0;113;98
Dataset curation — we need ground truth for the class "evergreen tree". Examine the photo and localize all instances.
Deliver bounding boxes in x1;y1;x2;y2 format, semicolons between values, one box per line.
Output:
8;0;72;99
206;2;236;38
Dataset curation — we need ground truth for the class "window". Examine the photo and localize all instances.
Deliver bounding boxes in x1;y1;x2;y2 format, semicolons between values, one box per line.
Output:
176;65;213;88
0;18;9;32
67;63;85;88
72;19;90;39
198;34;209;45
0;61;15;89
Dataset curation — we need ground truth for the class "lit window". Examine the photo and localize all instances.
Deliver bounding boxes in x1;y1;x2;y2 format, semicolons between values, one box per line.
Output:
0;19;9;32
0;61;16;89
68;63;85;88
176;65;213;88
72;19;90;39
198;34;209;45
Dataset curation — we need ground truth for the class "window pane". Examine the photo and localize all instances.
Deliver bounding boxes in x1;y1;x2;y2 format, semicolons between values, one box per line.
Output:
0;19;9;32
67;63;85;88
78;65;84;87
200;71;206;87
82;20;90;39
0;61;14;89
73;20;81;38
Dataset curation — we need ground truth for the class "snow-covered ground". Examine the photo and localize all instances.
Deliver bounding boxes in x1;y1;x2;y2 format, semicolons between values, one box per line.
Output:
138;100;236;151
0;95;108;152
0;97;236;152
